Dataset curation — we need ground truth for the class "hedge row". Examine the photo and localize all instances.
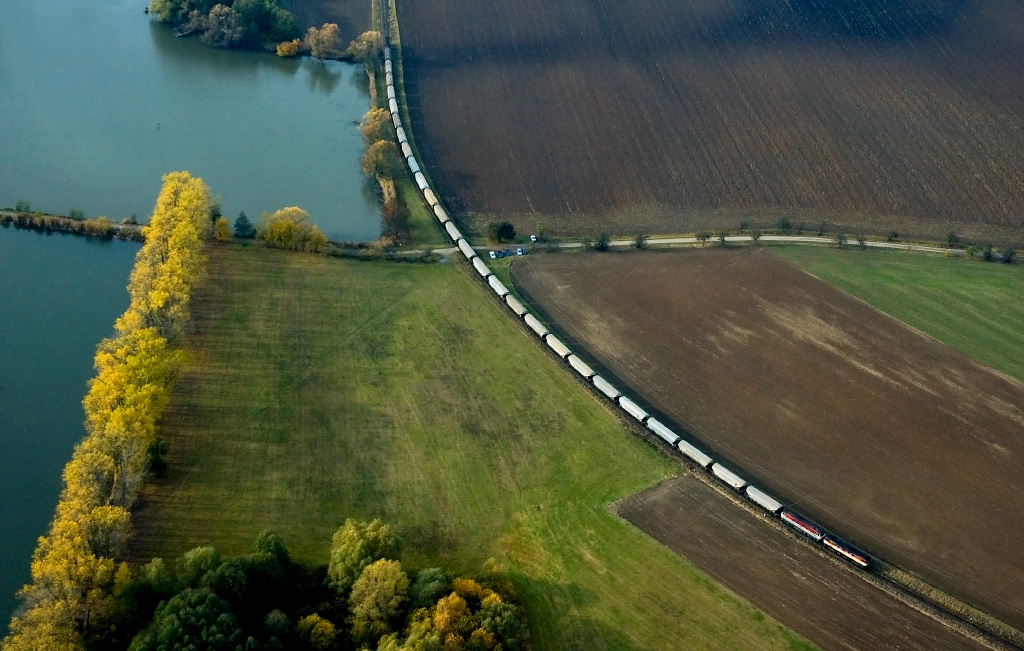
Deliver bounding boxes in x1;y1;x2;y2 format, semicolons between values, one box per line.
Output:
0;212;144;241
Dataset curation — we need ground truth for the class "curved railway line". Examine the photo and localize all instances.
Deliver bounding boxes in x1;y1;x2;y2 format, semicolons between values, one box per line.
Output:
375;5;1021;648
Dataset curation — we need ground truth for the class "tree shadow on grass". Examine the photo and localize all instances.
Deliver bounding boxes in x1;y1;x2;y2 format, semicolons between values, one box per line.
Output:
510;573;660;651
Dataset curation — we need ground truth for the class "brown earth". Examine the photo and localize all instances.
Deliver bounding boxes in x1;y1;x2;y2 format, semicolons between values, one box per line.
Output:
616;475;987;651
512;248;1024;631
397;0;1024;245
285;0;369;40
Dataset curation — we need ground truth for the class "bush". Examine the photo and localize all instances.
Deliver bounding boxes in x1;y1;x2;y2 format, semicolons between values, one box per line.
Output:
14;199;30;212
634;233;648;249
594;232;611;251
488;221;516;243
776;215;791;232
946;230;960;247
1002;247;1016;264
276;38;300;57
68;208;85;221
409;568;449;609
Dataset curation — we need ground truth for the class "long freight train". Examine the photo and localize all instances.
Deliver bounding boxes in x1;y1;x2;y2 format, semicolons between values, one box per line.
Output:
380;45;871;572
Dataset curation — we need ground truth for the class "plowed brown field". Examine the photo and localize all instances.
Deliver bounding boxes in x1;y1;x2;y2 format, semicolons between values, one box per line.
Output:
397;0;1024;244
513;248;1024;631
617;476;987;651
284;0;368;39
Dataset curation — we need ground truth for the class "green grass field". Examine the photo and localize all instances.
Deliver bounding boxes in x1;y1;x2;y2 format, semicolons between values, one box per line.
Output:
773;247;1024;383
133;245;813;650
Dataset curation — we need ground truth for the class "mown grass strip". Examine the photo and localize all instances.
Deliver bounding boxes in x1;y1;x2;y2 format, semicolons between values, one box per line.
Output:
773;247;1024;383
133;245;815;650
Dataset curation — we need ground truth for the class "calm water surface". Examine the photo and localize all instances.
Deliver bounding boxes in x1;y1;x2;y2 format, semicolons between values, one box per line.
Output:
0;230;139;632
0;0;379;241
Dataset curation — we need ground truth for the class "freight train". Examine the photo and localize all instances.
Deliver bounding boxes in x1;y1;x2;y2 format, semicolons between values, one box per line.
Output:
380;45;871;572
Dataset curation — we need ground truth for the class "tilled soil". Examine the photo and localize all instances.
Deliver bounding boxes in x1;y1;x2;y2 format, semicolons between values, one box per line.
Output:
513;248;1024;631
397;0;1024;244
285;0;368;39
617;475;987;651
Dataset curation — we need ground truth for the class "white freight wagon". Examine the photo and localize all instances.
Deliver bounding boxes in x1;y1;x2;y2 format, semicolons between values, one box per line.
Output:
645;418;680;445
472;257;492;278
618;396;649;423
591;375;621;400
504;295;528;317
711;463;748;490
488;276;510;298
566;354;595;379
524;314;548;338
544;334;571;359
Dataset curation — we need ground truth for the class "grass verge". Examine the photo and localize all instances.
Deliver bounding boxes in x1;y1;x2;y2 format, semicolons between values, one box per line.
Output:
132;244;814;650
773;246;1024;383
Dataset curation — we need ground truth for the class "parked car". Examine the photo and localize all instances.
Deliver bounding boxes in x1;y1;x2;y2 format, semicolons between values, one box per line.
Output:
489;251;497;259
516;248;525;255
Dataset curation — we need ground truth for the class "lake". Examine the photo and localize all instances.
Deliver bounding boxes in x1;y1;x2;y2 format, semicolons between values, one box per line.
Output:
0;230;140;633
0;0;380;242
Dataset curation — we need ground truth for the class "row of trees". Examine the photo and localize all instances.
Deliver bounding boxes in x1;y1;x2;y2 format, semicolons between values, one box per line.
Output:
359;108;411;245
3;172;214;651
148;0;300;50
27;520;528;650
0;212;128;240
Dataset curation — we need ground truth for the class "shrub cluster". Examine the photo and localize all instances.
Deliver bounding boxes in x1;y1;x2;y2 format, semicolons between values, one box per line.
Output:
70;520;528;651
148;0;300;50
2;172;213;651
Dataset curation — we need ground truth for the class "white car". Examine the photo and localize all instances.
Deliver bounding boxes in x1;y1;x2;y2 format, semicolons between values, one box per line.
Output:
488;251;497;259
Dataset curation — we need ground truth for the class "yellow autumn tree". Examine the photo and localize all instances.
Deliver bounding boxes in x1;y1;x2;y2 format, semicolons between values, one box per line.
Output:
362;140;400;178
257;207;319;251
308;226;328;252
346;30;382;64
359;108;391;146
214;216;231;241
305;23;340;62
